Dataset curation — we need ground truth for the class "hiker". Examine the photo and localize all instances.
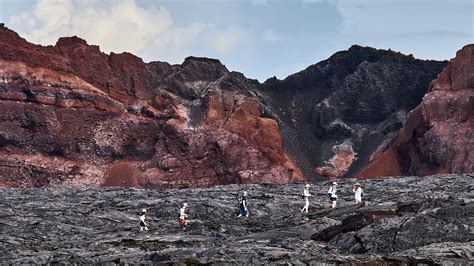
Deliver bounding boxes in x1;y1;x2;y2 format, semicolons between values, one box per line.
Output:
328;182;338;209
238;190;249;217
301;183;311;214
139;209;148;231
353;182;364;203
178;203;188;229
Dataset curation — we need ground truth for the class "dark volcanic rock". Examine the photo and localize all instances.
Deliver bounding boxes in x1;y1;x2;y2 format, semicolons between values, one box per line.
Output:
0;26;469;187
0;174;471;264
357;44;474;178
261;45;447;180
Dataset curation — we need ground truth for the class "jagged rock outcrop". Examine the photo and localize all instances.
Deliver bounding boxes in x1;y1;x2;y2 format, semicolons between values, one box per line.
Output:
0;174;471;264
260;46;447;180
1;26;469;187
0;27;303;188
356;44;474;177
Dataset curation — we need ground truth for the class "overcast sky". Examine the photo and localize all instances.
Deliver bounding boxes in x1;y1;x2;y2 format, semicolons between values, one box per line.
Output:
0;0;472;81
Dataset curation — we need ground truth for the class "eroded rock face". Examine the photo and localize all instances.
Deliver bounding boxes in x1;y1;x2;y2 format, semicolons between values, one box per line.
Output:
0;26;468;186
314;140;357;178
0;174;471;264
0;27;302;188
260;45;447;180
357;44;474;178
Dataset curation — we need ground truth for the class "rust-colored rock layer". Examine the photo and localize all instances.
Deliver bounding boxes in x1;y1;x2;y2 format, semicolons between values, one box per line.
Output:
357;44;474;178
1;26;470;186
0;27;303;188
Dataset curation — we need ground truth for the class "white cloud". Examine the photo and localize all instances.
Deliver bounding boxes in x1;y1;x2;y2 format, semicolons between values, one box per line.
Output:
9;0;179;54
10;0;74;45
8;0;250;61
262;28;278;42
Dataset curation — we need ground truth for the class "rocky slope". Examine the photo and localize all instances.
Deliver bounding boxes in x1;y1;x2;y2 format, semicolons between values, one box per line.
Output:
0;174;472;264
0;26;303;188
357;44;474;178
261;46;447;180
1;25;469;188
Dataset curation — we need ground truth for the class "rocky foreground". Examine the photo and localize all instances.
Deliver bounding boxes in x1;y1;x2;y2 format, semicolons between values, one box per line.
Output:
0;174;472;264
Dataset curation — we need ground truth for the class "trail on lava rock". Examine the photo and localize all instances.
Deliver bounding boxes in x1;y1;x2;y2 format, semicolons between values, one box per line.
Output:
0;174;472;264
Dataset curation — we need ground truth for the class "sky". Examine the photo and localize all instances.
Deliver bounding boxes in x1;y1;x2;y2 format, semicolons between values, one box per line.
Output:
0;0;473;81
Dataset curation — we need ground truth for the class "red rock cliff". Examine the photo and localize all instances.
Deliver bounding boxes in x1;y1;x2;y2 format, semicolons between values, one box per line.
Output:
0;27;303;188
356;44;474;178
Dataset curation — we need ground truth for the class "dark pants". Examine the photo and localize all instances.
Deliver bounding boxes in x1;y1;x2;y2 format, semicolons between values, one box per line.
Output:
240;205;248;216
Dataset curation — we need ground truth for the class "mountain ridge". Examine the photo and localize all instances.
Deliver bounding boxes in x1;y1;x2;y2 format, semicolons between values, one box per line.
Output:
259;44;447;180
0;25;471;188
0;25;304;188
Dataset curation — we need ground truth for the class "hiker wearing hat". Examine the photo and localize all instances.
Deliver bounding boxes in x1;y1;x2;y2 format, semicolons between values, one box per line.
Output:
238;190;249;217
178;203;188;229
301;183;311;214
139;209;148;231
327;182;338;209
353;182;364;203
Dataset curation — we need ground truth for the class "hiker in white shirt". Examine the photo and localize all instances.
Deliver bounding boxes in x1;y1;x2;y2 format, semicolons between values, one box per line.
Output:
327;182;338;209
139;209;148;231
301;183;311;214
353;182;364;203
238;191;249;217
178;203;188;229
